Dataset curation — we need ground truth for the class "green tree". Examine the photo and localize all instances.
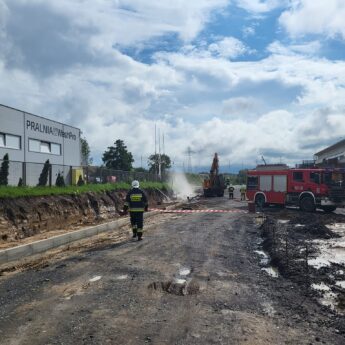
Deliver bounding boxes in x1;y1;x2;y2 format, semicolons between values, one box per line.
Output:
102;139;134;171
81;137;93;166
38;160;51;186
18;177;23;187
148;154;171;174
77;175;85;186
0;153;10;186
55;173;65;187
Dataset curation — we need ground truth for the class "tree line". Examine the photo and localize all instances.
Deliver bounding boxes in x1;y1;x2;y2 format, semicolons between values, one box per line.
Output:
100;139;171;174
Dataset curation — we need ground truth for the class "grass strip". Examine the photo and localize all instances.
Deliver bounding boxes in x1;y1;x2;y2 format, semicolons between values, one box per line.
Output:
0;182;169;199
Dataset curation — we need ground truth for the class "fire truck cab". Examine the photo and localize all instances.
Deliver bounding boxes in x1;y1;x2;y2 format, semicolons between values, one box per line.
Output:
246;167;345;212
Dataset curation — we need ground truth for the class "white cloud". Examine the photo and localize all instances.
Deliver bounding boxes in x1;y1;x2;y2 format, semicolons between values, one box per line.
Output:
242;25;256;37
267;40;321;56
236;0;285;13
2;43;344;166
209;37;250;59
222;97;261;116
0;1;345;169
280;0;345;39
12;0;229;47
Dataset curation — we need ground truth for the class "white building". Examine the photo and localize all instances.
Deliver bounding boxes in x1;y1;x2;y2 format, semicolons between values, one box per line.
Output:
314;139;345;167
0;104;81;185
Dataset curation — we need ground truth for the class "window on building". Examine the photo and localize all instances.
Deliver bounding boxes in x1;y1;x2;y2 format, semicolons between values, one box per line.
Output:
40;141;50;153
6;134;21;149
28;139;61;155
0;132;21;149
51;143;61;155
29;139;40;152
293;171;304;182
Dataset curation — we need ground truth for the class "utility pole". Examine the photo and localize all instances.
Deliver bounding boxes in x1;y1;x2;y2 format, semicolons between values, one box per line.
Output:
154;123;157;156
158;128;161;180
187;147;192;173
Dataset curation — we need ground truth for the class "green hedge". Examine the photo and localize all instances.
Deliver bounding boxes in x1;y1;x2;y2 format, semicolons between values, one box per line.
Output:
0;182;170;199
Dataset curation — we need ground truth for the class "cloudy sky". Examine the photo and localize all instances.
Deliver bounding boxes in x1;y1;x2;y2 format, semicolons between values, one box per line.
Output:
1;0;345;171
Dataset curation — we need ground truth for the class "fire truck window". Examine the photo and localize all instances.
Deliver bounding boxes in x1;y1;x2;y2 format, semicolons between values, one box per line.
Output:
260;175;272;191
322;172;332;185
293;172;304;182
310;172;320;184
273;175;287;192
247;176;258;190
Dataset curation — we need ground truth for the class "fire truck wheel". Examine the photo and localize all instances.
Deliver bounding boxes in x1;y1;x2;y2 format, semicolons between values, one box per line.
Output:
320;206;337;213
255;194;266;208
300;196;316;212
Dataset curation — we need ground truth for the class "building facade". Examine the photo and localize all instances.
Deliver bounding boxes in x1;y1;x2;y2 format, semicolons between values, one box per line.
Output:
314;139;345;167
0;104;81;185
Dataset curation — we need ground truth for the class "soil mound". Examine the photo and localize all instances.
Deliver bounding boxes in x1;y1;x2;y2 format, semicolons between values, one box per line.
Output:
0;188;168;245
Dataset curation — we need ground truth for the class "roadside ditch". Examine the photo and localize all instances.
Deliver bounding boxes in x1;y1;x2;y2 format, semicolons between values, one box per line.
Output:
255;208;345;319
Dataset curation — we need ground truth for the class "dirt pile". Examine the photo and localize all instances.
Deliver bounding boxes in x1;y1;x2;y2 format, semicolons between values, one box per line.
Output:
0;188;168;245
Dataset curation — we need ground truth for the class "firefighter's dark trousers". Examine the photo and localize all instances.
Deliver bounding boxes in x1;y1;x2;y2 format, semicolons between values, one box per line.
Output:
130;212;144;238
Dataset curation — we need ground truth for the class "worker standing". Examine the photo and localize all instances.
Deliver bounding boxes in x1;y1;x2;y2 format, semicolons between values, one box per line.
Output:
228;185;234;199
123;180;148;241
240;185;246;201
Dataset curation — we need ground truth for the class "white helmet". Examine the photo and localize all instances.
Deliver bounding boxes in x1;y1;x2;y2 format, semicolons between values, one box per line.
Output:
132;180;140;188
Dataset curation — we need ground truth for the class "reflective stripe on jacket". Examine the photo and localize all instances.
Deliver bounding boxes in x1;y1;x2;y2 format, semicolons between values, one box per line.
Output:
124;188;148;212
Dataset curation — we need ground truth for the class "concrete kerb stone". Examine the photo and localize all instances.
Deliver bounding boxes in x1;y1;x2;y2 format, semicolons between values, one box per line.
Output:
5;243;33;263
0;248;8;263
0;204;178;265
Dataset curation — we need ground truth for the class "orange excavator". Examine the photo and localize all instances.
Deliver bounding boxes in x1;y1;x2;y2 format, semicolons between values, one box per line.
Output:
203;153;225;197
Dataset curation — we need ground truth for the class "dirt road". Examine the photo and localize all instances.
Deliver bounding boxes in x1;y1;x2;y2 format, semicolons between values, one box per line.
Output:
0;197;344;345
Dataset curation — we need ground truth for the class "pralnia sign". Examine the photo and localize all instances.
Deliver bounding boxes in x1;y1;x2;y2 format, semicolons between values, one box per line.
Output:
26;120;77;141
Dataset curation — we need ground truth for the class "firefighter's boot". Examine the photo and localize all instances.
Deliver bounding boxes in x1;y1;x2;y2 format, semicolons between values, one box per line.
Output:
132;225;138;238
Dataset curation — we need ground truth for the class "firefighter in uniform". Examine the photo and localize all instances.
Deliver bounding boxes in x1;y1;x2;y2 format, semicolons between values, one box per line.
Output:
240;185;246;201
123;180;148;241
228;185;234;199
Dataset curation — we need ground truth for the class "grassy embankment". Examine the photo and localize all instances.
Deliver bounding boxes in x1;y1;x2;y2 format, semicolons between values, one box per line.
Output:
0;182;169;199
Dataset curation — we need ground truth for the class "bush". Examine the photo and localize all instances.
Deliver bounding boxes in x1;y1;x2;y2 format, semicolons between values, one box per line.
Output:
38;160;51;186
18;177;23;187
77;175;85;186
55;173;65;187
0;153;9;186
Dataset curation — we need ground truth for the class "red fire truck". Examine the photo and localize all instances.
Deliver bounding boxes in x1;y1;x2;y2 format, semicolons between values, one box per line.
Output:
246;166;345;212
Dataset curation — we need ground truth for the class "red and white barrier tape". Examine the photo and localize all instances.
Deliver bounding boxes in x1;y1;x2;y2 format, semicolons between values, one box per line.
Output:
149;208;246;214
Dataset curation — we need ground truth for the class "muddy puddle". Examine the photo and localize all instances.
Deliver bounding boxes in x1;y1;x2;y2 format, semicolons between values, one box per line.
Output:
254;216;280;278
254;249;279;278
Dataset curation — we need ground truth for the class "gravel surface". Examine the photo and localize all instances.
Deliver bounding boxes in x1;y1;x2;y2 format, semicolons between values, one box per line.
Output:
0;198;344;344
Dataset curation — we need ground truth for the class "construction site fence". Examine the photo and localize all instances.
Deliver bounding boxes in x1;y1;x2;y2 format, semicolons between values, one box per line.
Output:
0;160;165;187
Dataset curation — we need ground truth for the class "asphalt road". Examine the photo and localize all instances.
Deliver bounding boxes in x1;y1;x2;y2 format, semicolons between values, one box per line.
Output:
0;197;344;345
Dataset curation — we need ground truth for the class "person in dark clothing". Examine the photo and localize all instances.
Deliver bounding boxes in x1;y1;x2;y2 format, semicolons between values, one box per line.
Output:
228;185;234;199
123;180;148;241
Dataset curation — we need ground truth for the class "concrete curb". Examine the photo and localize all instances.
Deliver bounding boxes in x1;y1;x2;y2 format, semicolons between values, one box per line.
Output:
0;210;163;265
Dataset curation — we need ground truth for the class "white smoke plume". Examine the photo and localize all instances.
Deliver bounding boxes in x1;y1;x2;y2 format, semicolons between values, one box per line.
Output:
169;172;197;200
